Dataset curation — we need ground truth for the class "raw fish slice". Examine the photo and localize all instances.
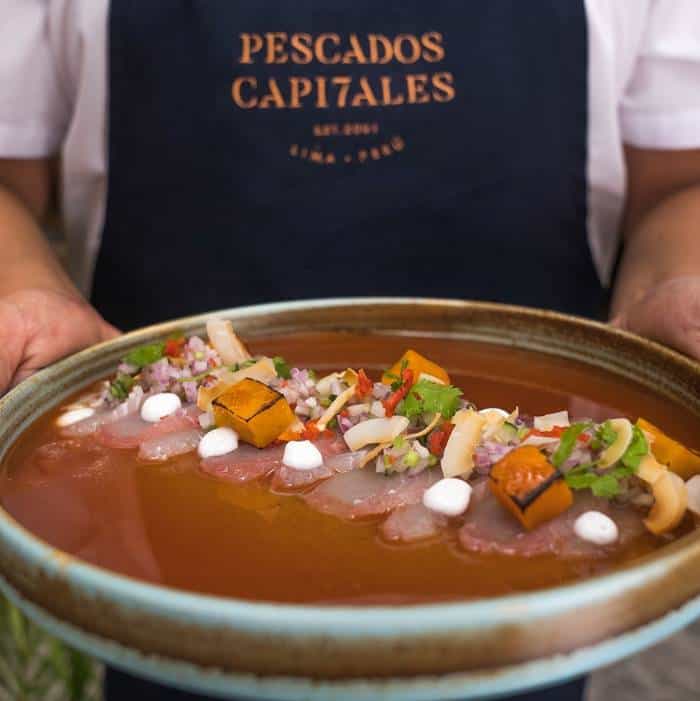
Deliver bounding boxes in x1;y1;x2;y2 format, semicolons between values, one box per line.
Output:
323;450;367;473
270;448;366;491
200;444;285;483
176;404;204;423
313;435;352;458
458;481;552;557
305;468;440;520
28;440;110;479
138;429;202;462
99;411;196;450
60;410;112;438
459;480;647;558
97;415;151;449
270;464;334;491
200;434;349;487
380;503;446;543
139;413;198;442
61;387;145;438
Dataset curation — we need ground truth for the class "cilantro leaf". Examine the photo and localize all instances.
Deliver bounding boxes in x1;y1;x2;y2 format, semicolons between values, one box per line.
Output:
590;474;621;498
621;425;648;470
272;356;291;379
564;461;636;498
591;420;618;451
109;373;135;401
564;468;598;490
551;422;589;468
565;466;620;497
396;379;462;420
122;342;165;369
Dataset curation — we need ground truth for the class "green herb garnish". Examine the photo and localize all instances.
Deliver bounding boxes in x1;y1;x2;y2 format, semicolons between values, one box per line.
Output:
385;359;410;390
551;422;589;468
620;425;648;469
565;462;636;498
397;379;463;420
272;356;292;379
563;462;598;490
589;473;620;498
109;373;135;401
590;420;618;451
122;342;165;369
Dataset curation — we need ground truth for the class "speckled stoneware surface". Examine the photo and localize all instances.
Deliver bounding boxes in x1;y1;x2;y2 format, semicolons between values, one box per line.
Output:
1;298;700;700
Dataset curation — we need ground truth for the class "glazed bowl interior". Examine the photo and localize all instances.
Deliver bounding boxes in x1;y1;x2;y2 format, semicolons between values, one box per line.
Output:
1;297;700;701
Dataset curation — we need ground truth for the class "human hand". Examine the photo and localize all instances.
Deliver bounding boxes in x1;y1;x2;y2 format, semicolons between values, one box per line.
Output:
611;276;700;361
0;288;119;394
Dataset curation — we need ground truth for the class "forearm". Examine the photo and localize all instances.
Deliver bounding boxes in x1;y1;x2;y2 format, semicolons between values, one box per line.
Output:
0;185;80;298
611;184;700;318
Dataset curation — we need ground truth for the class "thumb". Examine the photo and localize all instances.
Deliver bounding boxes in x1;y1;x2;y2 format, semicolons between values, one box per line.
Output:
614;277;700;361
0;300;25;395
99;319;122;342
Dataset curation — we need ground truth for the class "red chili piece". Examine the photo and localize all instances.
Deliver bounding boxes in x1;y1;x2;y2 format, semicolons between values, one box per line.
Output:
428;422;454;457
382;368;414;417
164;338;185;357
355;369;373;399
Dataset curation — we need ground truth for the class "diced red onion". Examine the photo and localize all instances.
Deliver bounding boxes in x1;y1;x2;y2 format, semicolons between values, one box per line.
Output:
372;383;390;400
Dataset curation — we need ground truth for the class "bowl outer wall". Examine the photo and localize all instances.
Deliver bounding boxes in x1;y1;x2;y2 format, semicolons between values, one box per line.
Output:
1;298;700;694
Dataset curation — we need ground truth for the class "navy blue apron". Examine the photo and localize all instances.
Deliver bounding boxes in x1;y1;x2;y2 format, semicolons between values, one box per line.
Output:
98;1;594;698
93;0;604;332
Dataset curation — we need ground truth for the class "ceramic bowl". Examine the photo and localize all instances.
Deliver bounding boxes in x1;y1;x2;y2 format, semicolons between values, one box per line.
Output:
1;298;700;700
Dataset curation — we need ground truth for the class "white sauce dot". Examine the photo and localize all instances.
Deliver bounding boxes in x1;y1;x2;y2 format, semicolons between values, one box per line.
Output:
423;478;472;517
574;511;619;546
56;407;95;427
478;408;509;418
198;427;239;459
140;393;182;423
283;440;323;471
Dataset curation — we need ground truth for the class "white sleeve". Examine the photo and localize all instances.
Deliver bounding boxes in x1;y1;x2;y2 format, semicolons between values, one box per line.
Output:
0;0;70;157
620;0;700;149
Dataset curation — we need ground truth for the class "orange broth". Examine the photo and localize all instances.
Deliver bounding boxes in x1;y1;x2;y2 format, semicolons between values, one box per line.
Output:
1;332;697;604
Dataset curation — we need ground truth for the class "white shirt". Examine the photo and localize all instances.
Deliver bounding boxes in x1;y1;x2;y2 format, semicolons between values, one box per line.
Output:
2;0;700;296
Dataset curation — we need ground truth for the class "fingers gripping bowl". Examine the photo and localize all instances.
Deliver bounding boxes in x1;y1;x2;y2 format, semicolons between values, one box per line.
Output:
1;298;700;700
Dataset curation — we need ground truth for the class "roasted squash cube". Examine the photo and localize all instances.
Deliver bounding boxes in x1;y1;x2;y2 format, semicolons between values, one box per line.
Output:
489;446;573;531
212;378;295;448
382;349;450;386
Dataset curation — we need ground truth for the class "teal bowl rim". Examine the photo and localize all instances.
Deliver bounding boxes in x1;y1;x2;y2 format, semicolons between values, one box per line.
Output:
2;571;700;701
1;297;700;698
